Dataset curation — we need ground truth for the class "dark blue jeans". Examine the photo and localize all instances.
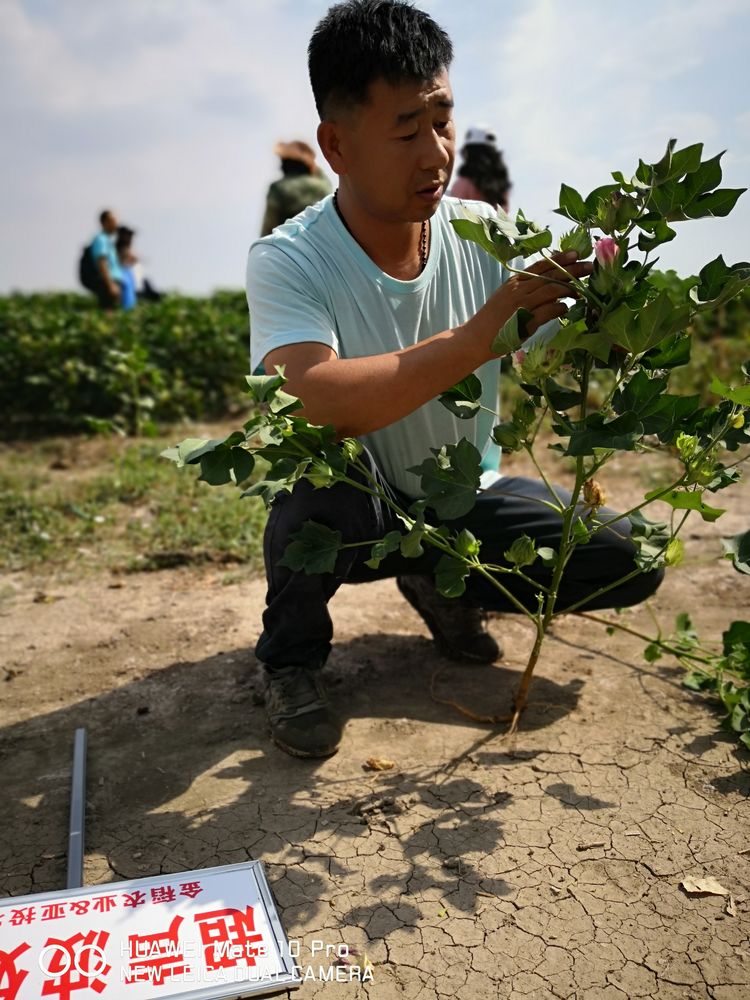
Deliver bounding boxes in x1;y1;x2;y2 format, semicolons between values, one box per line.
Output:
256;450;663;669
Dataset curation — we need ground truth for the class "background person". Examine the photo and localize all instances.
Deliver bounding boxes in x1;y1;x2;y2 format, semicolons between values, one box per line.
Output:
260;140;333;236
87;209;123;310
116;226;137;311
449;124;512;211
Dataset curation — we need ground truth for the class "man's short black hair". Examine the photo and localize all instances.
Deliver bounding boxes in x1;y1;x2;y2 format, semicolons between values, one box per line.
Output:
308;0;453;119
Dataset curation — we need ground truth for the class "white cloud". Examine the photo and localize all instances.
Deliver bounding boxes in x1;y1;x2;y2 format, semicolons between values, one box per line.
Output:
0;0;748;292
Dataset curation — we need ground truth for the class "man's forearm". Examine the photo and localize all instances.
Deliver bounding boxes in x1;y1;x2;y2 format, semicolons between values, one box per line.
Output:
270;317;493;438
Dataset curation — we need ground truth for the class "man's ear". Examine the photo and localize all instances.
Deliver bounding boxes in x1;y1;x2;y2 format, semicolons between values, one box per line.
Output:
318;120;347;176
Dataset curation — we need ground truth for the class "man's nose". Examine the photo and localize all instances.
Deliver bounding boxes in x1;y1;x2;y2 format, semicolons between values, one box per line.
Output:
418;130;452;172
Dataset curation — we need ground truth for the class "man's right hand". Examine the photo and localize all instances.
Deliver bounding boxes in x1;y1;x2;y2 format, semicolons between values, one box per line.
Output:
474;250;593;352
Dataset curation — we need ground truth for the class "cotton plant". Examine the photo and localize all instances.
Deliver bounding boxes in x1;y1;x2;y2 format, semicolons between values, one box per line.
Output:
165;141;750;745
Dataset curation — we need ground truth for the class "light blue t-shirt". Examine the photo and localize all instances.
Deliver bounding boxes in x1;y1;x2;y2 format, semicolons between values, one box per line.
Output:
90;232;123;283
246;195;509;498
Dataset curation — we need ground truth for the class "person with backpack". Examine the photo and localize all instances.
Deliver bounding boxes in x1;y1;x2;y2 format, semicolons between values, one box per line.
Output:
260;141;333;236
79;210;123;309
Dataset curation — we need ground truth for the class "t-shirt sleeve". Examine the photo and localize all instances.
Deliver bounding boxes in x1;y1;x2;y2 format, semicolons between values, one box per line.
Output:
246;242;339;373
90;233;108;259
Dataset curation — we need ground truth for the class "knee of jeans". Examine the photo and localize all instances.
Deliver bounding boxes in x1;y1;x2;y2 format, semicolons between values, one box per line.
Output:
269;477;377;544
635;565;665;600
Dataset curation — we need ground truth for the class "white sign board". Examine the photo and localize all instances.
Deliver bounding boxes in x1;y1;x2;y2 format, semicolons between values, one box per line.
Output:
0;861;300;999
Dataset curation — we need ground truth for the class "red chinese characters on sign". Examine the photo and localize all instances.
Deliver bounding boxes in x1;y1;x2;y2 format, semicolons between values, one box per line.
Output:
124;916;189;986
194;906;264;972
178;883;202;900
0;943;30;1000
149;887;175;905
40;930;111;1000
1;881;203;928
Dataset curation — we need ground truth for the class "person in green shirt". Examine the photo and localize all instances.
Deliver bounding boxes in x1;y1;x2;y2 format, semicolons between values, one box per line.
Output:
260;140;333;236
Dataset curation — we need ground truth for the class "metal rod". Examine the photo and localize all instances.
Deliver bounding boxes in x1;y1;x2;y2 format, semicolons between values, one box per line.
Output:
66;728;87;889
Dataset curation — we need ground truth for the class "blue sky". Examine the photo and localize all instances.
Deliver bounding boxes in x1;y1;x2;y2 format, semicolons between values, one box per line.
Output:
1;0;748;294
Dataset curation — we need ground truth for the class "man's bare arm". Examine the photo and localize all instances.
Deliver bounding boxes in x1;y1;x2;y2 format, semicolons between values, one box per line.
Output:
264;252;591;438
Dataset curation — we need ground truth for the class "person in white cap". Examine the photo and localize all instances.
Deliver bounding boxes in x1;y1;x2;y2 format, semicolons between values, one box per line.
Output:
450;124;511;211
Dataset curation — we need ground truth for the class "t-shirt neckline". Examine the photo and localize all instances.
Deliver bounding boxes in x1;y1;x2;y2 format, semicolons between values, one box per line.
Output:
328;196;441;293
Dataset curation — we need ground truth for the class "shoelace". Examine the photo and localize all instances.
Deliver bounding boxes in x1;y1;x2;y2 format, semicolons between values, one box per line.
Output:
270;667;325;712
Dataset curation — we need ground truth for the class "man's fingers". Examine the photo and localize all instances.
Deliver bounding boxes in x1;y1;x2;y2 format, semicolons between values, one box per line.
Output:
525;301;568;336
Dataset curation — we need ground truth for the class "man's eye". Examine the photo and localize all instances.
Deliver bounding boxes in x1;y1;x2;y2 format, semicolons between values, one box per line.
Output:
400;132;418;142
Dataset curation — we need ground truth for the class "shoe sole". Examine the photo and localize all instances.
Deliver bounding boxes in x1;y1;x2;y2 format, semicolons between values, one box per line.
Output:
397;579;502;665
270;733;341;759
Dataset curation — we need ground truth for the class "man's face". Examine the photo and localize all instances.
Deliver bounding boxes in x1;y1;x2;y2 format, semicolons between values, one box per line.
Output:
103;212;118;234
334;70;455;223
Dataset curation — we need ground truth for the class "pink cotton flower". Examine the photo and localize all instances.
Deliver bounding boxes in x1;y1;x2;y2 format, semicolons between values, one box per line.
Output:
513;350;526;366
594;237;619;267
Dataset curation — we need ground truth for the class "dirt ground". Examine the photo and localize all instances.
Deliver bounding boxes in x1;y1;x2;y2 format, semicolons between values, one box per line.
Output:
1;452;749;1000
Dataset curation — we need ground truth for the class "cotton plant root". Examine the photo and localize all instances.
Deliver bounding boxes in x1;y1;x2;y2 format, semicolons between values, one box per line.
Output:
429;667;513;725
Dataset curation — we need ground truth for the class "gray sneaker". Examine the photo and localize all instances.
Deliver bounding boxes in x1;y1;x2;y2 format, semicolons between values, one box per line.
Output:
263;665;343;758
397;575;502;664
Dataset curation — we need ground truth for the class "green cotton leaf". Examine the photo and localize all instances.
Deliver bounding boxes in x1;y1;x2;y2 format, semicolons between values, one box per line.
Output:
517;228;553;256
614;371;668;418
683;187;746;220
683;671;715;692
613;371;700;441
648;179;687;218
400;525;425;559
675;611;694;634
408;439;482;520
450;216;518;264
491;307;533;355
641;332;692;370
435;554;470;598
542;377;583;411
504;534;537;568
559;226;592;258
652;140;703;183
365;530;403;570
722;621;750;660
683;151;724;201
230;447;254;484
722;531;750;575
241;458;307;508
547;322;613;364
492;421;523;452
637;291;691;353
709;376;750;406
644;487;726;522
637;220;676;252
245;371;287;402
167;437;225;467
268;388;302;415
198;449;235;486
690;255;750;311
643;643;663;663
556;183;588;223
566;411;643;456
278;520;343;575
439;374;483;419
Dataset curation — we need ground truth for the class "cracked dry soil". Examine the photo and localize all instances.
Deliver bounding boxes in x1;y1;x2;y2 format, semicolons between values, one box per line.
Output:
1;456;749;1000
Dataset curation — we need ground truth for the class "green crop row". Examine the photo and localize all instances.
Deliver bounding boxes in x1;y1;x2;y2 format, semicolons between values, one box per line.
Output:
0;291;252;437
1;281;748;440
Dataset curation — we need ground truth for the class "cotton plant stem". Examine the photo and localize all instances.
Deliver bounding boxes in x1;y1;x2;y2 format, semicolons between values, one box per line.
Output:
523;443;565;510
506;359;596;731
